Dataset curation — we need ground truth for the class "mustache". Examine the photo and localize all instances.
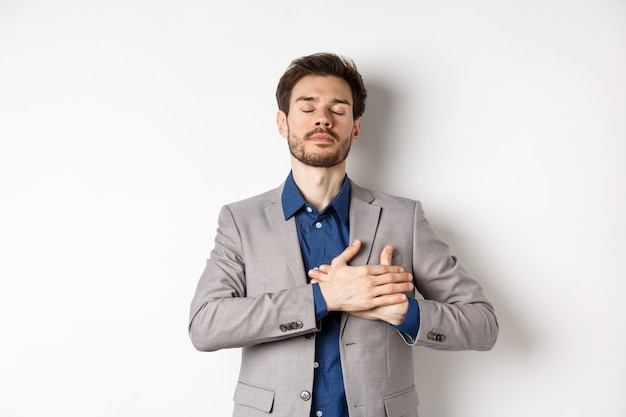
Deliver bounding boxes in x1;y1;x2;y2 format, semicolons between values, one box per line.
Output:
304;128;339;141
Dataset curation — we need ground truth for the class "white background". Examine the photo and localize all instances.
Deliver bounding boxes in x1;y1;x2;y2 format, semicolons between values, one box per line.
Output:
1;1;625;416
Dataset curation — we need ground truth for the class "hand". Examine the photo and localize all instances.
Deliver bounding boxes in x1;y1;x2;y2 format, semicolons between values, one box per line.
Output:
308;240;413;315
349;244;410;325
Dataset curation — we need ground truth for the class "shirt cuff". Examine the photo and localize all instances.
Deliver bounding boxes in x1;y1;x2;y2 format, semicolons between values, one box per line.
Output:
392;298;420;341
312;282;329;321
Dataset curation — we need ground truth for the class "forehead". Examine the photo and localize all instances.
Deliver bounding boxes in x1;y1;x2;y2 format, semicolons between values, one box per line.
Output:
290;74;353;105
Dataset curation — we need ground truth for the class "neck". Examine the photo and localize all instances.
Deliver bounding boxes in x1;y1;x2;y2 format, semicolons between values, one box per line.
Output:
291;157;347;212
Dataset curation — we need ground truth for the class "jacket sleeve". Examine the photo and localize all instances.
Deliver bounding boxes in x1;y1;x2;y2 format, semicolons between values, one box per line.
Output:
188;205;318;352
404;201;499;351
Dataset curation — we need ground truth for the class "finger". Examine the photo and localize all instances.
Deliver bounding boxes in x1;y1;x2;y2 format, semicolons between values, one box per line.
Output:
366;265;406;276
308;268;321;281
372;281;414;297
308;267;329;282
370;272;413;287
312;274;328;283
370;292;408;307
318;264;331;273
331;239;362;265
380;244;393;266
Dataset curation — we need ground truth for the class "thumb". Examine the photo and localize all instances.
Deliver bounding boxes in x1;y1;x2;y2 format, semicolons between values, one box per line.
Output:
380;244;393;266
332;239;362;265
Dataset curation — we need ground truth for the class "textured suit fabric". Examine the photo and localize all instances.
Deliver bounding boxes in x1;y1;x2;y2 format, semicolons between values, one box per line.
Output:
189;180;498;417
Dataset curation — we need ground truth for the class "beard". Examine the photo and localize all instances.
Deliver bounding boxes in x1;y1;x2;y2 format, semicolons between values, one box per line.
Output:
287;127;352;168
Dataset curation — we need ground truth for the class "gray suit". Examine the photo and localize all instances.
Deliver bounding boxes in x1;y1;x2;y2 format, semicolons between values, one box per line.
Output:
189;180;498;417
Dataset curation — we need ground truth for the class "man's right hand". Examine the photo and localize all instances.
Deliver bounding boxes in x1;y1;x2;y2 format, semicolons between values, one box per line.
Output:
307;239;413;312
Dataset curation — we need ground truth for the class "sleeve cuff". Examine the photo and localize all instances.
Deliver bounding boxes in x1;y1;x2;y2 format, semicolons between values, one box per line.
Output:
392;298;420;341
312;282;329;321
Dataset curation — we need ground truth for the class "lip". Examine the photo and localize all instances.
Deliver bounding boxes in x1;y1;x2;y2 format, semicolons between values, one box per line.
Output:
309;133;334;142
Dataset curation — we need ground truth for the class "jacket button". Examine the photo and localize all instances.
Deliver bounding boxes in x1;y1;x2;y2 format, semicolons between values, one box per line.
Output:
427;331;445;342
300;390;311;401
296;321;303;329
279;324;287;332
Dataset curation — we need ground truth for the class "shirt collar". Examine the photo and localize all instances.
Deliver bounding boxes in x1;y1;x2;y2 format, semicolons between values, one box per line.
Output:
281;171;351;224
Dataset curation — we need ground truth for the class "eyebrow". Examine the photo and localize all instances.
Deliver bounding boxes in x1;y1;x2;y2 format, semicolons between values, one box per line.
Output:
294;96;352;106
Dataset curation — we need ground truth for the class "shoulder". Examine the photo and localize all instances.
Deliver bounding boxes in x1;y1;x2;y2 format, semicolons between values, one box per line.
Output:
223;183;283;214
350;180;421;212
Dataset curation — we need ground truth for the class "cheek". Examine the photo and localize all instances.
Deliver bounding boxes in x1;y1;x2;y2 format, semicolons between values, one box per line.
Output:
339;123;357;138
286;117;309;133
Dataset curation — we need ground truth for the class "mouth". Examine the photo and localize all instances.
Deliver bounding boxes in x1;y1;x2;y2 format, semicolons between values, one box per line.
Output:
307;129;337;143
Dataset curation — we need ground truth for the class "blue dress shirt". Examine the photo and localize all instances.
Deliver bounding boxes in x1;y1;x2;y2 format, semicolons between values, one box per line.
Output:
281;172;420;417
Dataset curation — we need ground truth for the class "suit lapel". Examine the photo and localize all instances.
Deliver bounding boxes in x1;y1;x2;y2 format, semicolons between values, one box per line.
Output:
265;187;307;285
348;181;381;266
342;181;382;333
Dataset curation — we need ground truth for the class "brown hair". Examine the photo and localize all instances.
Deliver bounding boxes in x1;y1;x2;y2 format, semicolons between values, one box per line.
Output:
276;52;367;119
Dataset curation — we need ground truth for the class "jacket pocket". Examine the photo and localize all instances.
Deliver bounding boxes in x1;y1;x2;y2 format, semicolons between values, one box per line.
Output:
384;385;419;417
233;381;275;413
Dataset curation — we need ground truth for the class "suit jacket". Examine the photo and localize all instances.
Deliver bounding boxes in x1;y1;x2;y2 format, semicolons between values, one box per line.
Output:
189;180;498;417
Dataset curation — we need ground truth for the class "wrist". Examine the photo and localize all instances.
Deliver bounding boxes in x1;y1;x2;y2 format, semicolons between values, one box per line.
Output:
317;282;338;311
387;299;409;325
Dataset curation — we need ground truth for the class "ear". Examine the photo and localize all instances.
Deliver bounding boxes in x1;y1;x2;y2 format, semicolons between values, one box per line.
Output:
277;110;289;138
351;117;362;143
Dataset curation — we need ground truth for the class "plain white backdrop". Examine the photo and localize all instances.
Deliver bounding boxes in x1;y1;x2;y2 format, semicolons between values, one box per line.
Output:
1;1;625;416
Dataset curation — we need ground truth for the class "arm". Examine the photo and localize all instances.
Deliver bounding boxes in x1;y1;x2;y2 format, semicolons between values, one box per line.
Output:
409;201;498;351
188;205;318;352
309;201;498;351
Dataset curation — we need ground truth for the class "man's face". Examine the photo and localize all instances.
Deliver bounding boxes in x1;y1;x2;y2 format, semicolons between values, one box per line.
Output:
277;74;361;168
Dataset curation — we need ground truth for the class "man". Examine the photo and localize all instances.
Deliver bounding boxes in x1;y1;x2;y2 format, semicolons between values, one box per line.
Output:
189;53;498;417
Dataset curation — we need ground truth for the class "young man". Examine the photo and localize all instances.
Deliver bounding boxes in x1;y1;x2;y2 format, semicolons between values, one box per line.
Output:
189;53;498;417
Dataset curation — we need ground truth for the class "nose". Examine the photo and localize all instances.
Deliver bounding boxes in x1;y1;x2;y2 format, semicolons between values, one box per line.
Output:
315;111;332;128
